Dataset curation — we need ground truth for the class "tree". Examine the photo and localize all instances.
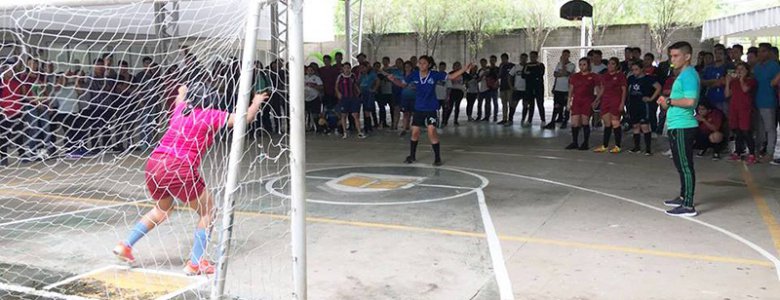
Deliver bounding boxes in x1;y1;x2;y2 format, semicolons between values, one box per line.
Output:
589;0;636;45
405;0;454;56
461;0;508;60
362;0;400;61
513;0;560;52
642;0;715;58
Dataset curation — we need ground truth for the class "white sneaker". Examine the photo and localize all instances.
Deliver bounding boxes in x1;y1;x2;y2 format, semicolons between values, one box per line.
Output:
357;133;367;139
662;149;673;158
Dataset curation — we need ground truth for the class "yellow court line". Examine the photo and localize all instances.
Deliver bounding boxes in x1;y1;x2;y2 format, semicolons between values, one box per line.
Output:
741;165;780;257
0;189;774;268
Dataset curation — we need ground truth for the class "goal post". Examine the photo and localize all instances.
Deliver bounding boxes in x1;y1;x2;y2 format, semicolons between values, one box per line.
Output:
211;0;263;298
541;45;627;99
0;0;306;299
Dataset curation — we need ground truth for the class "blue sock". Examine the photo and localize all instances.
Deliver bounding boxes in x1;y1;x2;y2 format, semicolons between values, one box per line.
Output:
124;222;149;247
190;229;208;264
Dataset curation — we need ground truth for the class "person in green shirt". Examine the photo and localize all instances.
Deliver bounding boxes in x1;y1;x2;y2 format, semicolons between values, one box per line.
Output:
657;41;700;217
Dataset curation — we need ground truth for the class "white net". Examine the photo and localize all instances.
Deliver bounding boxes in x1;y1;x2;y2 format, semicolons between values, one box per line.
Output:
0;1;293;299
541;45;627;99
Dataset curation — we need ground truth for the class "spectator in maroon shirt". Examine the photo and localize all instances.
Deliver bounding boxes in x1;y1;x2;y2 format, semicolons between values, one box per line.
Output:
319;54;342;110
693;102;725;160
1;64;25;166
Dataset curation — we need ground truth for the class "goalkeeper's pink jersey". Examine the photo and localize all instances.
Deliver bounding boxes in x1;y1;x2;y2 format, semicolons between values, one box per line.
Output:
152;102;229;167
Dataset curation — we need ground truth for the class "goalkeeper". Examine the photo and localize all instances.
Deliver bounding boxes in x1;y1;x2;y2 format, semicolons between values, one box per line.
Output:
113;82;267;275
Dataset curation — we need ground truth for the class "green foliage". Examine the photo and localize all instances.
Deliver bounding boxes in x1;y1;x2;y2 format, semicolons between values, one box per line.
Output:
459;0;510;59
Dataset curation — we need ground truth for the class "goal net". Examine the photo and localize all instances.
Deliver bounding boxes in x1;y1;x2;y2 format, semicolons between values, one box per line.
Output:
0;0;294;299
540;45;627;99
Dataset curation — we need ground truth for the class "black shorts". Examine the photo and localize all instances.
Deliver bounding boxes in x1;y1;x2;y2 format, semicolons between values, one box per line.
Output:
305;98;322;114
412;111;438;127
376;93;393;106
629;101;650;125
512;90;524;103
552;91;568;106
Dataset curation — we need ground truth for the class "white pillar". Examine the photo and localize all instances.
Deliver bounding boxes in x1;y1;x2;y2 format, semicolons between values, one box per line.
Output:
580;18;587;59
210;0;261;298
288;0;307;299
344;0;352;64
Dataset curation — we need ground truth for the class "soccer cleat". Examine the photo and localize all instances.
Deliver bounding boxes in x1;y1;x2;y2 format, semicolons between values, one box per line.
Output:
593;145;608;153
183;258;215;276
404;156;416;164
609;146;621;154
663;197;683;207
433;160;443;166
112;242;135;264
728;153;742;161
712;153;721;161
578;143;589;151
565;142;579;150
665;205;698;217
746;155;757;165
628;147;642;154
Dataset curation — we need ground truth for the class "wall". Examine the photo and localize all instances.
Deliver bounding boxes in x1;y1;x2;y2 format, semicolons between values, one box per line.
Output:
305;24;715;65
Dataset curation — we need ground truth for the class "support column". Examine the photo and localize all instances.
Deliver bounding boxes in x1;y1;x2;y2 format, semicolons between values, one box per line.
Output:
210;0;262;298
288;0;307;298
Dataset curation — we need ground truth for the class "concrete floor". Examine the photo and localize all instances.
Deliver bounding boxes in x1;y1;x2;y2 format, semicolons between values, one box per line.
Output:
1;106;780;299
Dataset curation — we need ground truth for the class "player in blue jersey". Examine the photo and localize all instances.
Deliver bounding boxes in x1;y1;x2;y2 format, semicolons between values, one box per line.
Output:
384;56;472;166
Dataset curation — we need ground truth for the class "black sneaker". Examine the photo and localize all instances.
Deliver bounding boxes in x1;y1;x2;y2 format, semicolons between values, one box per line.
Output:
712;153;721;161
559;122;568;129
644;151;653;156
696;149;706;157
628;147;641;154
433;160;443;166
497;120;506;125
543;123;556;130
404;156;416;164
771;159;780;166
578;143;589;151
565;142;579;150
665;205;698;217
663;197;683;207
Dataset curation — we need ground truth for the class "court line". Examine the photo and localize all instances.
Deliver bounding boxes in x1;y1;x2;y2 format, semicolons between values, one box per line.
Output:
0;191;151;228
0;189;773;268
741;164;780;257
453;166;780;281
307;175;475;190
0;282;92;300
244;211;774;267
265;164;489;205
475;189;514;300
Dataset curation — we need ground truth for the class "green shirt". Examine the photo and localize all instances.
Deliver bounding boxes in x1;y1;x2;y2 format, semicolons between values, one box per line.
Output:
667;66;699;129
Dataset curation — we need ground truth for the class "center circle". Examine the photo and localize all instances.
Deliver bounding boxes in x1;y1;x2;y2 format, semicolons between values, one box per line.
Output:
264;164;489;205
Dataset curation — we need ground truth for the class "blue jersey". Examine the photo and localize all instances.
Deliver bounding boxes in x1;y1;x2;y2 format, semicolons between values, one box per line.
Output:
405;70;447;112
360;71;378;92
702;65;726;105
754;60;780;109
